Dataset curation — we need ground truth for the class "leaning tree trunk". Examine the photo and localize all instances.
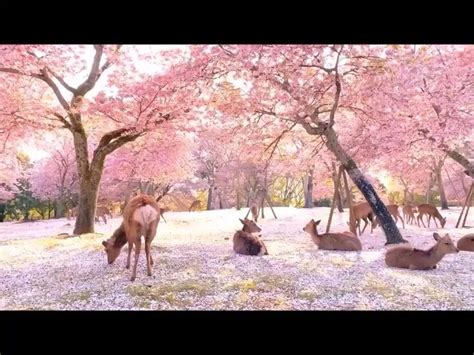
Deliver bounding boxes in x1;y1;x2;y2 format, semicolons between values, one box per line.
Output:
302;168;314;208
436;169;449;210
325;129;406;244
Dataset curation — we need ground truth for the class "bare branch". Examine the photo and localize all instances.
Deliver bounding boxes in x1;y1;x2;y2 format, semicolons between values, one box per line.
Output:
328;45;343;126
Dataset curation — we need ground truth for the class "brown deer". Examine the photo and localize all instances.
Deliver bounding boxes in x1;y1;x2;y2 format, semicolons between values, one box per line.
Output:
233;218;268;256
402;205;418;225
372;204;405;230
102;194;161;281
416;203;446;228
457;233;474;252
67;206;78;220
95;206;113;224
189;199;201;212
385;232;458;270
351;202;375;235
303;219;362;251
250;205;258;222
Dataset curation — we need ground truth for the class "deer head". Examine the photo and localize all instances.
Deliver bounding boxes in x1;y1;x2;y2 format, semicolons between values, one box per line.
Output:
239;218;262;234
433;232;459;254
102;239;122;264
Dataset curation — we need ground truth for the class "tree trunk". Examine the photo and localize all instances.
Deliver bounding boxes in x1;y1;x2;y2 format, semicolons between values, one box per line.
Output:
303;168;314;208
425;174;435;204
55;199;66;219
441;146;474;178
207;186;213;210
436;169;449;210
324;128;406;244
74;178;100;234
332;162;344;212
0;204;5;222
236;190;241;210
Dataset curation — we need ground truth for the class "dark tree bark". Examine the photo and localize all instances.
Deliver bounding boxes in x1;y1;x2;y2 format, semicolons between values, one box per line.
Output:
323;128;406;244
207;186;213;210
436;169;448;210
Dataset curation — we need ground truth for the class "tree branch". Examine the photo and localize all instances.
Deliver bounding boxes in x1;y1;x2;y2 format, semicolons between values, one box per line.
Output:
328;45;343;126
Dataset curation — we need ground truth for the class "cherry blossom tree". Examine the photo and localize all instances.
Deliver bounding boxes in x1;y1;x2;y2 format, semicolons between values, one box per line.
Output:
0;45;208;234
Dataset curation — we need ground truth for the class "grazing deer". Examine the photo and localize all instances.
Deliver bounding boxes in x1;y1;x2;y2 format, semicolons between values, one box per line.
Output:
250;205;258;222
95;206;113;224
233;218;268;256
402;205;418;225
457;233;474;252
189;199;201;212
416;203;446;228
351;202;375;235
303;219;362;251
102;194;161;281
385;232;458;270
372;204;405;230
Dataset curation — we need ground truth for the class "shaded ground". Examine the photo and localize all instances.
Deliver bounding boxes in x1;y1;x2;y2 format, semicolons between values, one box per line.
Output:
0;207;472;310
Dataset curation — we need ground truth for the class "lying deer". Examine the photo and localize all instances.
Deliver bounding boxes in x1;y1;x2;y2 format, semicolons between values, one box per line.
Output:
372;204;405;230
416;203;446;228
351;202;375;235
250;205;258;222
233;218;268;256
402;205;418;225
457;233;474;252
95;206;113;224
385;232;458;270
189;200;201;212
303;219;362;251
102;194;161;281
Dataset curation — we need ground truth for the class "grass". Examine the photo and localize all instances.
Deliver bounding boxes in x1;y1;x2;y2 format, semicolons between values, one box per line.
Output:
60;290;92;304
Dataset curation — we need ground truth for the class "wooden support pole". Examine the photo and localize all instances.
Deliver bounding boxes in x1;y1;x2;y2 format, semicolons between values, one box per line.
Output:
342;168;357;235
265;194;278;219
456;182;473;228
326;165;343;234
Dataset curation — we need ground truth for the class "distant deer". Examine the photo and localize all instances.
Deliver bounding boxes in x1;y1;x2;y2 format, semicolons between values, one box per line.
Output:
372;204;405;230
189;200;201;212
385;232;459;270
67;206;78;220
457;233;474;252
250;205;258;222
95;206;113;224
351;202;375;235
402;205;418;225
102;194;161;281
303;219;362;251
233;218;268;256
416;203;446;228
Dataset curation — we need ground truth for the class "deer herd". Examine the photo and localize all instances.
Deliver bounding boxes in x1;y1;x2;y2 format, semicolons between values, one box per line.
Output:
99;194;473;281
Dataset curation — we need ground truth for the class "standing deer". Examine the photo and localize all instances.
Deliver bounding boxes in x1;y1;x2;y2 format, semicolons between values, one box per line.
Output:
67;206;78;220
233;218;268;256
189;200;201;212
351;202;375;235
416;203;446;228
457;233;474;252
372;204;405;230
102;194;161;281
250;205;258;222
402;205;418;225
95;206;113;224
303;219;362;251
385;232;459;270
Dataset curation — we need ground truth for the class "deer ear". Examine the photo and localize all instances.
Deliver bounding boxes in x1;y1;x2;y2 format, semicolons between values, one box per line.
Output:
315;220;321;225
239;218;245;224
102;240;107;247
433;233;440;241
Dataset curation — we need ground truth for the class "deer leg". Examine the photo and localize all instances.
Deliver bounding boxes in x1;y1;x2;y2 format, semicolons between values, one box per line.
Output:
145;240;152;276
103;215;107;224
419;214;427;228
126;241;133;269
360;217;369;235
399;215;405;229
131;239;141;282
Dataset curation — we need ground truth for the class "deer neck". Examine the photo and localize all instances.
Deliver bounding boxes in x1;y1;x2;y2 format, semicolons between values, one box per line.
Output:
309;225;322;245
427;243;447;263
